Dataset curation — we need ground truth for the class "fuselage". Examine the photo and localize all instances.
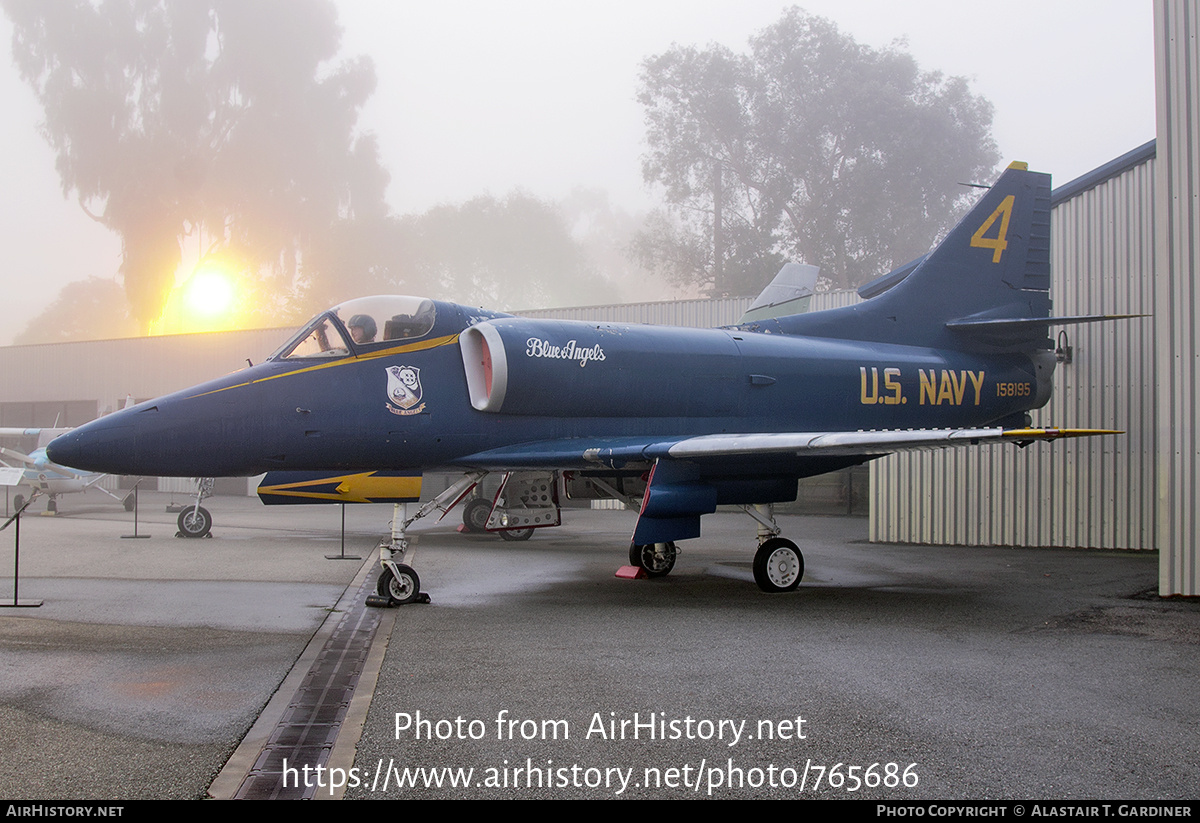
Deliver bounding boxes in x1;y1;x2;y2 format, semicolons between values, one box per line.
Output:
47;295;1052;478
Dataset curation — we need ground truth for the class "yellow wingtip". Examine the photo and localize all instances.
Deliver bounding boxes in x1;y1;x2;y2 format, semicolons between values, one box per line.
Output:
1003;427;1123;440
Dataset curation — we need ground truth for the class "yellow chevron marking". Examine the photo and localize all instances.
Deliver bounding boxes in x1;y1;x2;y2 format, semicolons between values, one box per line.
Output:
258;472;423;504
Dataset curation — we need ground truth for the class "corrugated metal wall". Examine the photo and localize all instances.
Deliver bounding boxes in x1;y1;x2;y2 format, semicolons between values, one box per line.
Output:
870;156;1158;551
518;296;755;328
1155;0;1199;595
0;328;291;417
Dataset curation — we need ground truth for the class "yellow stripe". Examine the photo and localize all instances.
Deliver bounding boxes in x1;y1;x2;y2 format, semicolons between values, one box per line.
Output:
191;334;459;398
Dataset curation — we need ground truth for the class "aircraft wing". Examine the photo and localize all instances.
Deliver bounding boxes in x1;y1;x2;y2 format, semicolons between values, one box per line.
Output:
457;426;1118;546
0;447;36;468
664;427;1119;459
455;427;1118;470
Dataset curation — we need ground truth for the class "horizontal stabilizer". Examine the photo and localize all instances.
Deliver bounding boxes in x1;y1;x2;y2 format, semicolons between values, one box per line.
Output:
946;313;1146;348
947;313;1146;331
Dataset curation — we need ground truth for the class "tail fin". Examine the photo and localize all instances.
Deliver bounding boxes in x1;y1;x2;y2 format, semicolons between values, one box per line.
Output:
768;162;1054;352
739;263;819;323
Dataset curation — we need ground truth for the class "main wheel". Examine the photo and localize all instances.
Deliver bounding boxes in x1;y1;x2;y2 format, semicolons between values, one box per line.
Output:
12;493;24;512
462;498;491;532
123;494;135;512
499;528;534;541
753;537;803;593
629;542;677;577
377;564;421;605
177;505;212;538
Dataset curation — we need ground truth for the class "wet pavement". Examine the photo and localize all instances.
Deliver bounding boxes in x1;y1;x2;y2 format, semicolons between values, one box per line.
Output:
0;492;1196;799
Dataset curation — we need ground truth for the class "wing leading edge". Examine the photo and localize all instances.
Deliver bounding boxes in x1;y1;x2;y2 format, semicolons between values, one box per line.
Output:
455;426;1120;471
665;426;1121;459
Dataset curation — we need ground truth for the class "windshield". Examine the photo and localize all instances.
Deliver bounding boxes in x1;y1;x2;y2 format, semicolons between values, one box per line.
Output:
267;296;439;361
332;296;436;346
270;315;352;360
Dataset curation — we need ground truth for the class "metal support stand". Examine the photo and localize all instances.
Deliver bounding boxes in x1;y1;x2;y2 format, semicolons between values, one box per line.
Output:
121;481;151;539
2;492;42;607
325;503;362;560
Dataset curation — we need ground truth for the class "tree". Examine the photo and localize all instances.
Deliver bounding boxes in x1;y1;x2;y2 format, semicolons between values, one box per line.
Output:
14;278;139;344
387;192;617;310
3;0;389;328
637;8;999;295
559;187;689;304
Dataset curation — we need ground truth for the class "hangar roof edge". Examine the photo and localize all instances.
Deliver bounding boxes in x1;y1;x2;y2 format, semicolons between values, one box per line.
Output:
1051;139;1157;207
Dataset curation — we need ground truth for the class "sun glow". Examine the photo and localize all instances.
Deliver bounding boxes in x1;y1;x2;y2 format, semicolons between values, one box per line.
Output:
184;267;235;317
151;261;250;335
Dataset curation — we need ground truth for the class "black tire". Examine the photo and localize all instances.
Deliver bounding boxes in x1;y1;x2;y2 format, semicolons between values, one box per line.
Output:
12;494;24;512
498;528;534;541
753;537;803;593
123;494;135;512
177;505;212;538
628;542;677;577
462;498;492;532
377;564;421;605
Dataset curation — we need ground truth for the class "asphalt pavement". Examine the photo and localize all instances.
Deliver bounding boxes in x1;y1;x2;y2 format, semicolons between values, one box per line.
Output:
0;491;1196;800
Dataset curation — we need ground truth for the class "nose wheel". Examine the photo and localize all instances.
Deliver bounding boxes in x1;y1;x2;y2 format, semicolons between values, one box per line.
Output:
377;564;422;605
177;505;212;538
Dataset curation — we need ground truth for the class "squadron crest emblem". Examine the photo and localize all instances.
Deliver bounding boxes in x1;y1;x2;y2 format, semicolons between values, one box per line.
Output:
386;365;425;415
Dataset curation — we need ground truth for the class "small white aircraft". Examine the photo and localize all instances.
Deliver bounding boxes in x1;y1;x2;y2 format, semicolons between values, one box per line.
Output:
0;427;134;513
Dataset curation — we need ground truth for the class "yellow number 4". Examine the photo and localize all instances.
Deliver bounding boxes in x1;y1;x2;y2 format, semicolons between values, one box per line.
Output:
970;195;1015;263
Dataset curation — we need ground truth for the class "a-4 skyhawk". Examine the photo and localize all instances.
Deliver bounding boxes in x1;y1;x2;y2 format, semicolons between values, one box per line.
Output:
48;163;1125;603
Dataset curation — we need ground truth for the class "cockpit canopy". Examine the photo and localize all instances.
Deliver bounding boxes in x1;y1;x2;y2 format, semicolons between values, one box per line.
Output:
270;296;438;360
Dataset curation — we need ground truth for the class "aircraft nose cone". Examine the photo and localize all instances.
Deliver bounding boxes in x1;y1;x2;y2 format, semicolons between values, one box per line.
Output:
46;421;134;474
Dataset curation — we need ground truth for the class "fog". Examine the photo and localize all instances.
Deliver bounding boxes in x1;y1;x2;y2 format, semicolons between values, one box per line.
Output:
0;0;1155;344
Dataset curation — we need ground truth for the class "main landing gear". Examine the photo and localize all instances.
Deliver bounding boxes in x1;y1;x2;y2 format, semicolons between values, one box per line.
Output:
623;504;804;593
629;542;677;577
743;504;804;593
753;536;803;593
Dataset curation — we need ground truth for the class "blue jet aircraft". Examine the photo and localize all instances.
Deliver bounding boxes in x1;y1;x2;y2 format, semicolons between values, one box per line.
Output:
48;163;1123;603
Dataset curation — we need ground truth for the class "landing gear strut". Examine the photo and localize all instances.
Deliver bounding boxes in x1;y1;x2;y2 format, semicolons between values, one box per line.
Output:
373;471;486;606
